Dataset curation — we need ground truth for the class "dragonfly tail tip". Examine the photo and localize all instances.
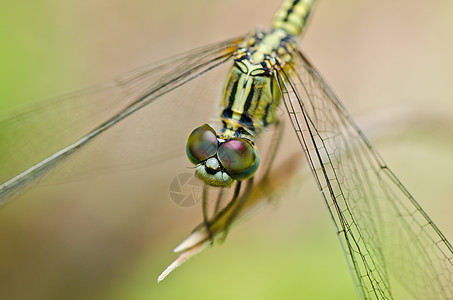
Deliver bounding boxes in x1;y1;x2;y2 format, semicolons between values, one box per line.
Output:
159;241;210;282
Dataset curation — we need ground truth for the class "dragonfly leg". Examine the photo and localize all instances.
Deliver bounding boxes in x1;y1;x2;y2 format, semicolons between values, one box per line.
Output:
201;184;214;242
202;181;242;242
219;178;254;242
202;181;242;243
213;187;226;215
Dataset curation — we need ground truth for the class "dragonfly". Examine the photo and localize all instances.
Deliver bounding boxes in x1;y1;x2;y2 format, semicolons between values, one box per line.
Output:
1;0;452;299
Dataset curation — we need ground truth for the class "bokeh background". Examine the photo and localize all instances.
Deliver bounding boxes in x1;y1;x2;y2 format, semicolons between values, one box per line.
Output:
1;0;453;299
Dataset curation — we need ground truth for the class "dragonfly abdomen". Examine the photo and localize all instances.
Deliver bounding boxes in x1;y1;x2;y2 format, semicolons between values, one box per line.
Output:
272;0;316;36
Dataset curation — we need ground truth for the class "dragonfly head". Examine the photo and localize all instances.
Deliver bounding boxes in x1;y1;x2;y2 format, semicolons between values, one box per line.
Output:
186;124;260;187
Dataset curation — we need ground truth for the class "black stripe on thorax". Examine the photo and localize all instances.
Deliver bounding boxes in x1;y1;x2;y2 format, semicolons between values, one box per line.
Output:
227;79;239;108
243;81;254;112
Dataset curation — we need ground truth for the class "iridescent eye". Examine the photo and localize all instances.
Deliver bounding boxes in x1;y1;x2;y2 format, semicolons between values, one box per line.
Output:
186;124;218;164
217;138;260;181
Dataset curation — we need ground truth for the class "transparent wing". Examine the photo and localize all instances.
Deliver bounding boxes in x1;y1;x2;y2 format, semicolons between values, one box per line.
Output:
0;37;244;203
275;48;453;299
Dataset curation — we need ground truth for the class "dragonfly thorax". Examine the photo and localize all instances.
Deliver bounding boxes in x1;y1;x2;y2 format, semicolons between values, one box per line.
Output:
220;55;282;137
186;1;306;188
187;31;298;187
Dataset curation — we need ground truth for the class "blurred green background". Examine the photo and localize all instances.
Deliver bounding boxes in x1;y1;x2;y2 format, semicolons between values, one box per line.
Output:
1;0;453;299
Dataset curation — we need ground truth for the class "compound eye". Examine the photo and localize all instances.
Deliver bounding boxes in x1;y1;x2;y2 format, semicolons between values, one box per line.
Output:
217;138;260;181
186;124;218;164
